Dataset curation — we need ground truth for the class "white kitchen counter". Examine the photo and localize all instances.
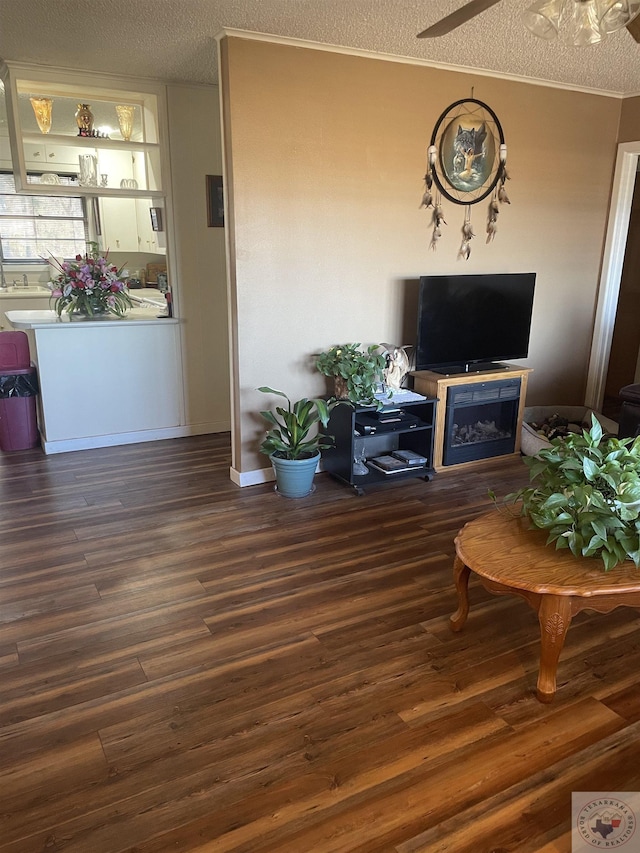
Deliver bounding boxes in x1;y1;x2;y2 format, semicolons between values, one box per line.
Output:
5;308;176;328
0;288;53;331
6;309;184;454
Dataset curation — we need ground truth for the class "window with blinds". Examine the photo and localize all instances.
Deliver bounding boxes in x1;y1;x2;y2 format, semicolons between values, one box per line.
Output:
0;173;88;262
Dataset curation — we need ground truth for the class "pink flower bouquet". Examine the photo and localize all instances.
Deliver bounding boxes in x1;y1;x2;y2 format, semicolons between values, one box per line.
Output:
48;244;133;318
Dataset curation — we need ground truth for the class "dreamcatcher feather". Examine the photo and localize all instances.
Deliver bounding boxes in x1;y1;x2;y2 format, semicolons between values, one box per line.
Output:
429;192;446;251
486;152;510;244
458;205;474;260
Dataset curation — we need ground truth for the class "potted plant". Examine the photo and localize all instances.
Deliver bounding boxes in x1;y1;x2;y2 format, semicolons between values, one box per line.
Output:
315;343;386;407
47;241;133;319
258;386;335;498
494;414;640;570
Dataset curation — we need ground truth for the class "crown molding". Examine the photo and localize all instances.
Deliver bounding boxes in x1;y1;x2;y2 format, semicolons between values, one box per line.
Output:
216;28;625;100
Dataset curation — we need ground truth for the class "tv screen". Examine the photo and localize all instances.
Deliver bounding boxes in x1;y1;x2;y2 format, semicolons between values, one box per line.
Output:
415;273;536;372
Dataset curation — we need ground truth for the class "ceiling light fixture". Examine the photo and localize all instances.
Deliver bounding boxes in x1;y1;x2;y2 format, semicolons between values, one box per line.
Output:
523;0;640;45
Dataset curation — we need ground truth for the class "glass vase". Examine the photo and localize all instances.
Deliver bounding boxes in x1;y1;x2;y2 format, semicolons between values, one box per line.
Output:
115;105;135;142
29;97;53;134
72;301;108;319
78;154;98;187
75;103;94;135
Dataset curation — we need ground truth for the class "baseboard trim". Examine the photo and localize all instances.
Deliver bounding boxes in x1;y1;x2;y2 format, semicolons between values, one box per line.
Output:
230;465;275;487
229;458;327;488
41;421;232;455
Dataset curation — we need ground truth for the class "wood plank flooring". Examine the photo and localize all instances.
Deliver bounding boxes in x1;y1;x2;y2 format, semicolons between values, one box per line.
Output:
1;434;639;852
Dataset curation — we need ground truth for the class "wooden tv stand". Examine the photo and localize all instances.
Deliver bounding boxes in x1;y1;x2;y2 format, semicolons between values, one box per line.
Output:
412;364;533;472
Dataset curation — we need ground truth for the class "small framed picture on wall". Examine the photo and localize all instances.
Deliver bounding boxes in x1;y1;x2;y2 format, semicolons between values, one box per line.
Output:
206;174;224;227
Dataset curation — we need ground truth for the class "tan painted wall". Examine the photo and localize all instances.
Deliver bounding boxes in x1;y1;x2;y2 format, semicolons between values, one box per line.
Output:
167;84;230;433
221;36;622;474
619;96;640;141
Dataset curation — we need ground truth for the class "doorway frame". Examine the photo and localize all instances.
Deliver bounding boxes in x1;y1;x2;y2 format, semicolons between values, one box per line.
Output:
585;141;640;410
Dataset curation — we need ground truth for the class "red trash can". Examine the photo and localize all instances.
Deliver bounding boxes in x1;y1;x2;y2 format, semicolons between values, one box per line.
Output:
0;331;31;370
0;331;40;451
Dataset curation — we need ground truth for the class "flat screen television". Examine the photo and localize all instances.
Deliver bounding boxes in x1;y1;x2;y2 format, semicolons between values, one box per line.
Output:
415;272;536;373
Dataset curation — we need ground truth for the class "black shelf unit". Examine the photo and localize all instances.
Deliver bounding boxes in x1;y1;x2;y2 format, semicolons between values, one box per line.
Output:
322;398;437;495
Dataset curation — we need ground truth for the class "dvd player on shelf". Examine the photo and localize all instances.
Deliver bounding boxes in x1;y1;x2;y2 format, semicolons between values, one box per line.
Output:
392;449;427;466
355;410;423;434
369;454;426;475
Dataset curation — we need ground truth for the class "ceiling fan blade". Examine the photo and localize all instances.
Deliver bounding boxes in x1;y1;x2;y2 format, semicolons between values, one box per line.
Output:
417;0;503;38
626;14;640;41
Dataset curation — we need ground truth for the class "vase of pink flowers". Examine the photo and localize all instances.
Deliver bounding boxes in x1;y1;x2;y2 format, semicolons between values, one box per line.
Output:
48;242;133;319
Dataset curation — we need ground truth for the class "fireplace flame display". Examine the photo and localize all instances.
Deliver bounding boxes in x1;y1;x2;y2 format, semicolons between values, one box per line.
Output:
443;377;521;465
452;419;512;446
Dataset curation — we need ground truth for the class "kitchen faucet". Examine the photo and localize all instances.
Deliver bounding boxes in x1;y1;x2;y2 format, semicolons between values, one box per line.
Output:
0;237;29;290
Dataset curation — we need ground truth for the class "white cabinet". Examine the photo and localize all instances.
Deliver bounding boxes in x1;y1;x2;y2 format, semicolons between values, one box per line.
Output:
23;141;87;173
98;196;163;254
98;197;139;253
132;151;163;252
0;60;166;199
96;148;139;252
17;320;183;453
136;199;163;253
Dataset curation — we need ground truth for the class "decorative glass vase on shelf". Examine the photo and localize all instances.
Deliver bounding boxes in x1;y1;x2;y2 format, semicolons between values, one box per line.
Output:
75;103;94;136
78;154;98;187
29;96;53;134
115;104;135;141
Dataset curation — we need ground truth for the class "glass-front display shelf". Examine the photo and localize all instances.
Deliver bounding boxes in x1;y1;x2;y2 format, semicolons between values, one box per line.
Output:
0;63;164;198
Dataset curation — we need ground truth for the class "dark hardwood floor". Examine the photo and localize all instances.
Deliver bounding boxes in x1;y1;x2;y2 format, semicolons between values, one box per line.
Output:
1;434;640;852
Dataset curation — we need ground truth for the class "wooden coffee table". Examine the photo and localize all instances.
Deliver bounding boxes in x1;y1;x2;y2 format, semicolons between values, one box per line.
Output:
452;511;640;702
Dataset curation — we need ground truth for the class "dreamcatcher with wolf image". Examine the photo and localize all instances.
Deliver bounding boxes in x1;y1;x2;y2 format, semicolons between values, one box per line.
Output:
421;97;510;259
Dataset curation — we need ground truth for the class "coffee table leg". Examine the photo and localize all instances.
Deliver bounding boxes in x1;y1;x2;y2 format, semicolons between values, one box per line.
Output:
450;555;471;632
536;594;572;703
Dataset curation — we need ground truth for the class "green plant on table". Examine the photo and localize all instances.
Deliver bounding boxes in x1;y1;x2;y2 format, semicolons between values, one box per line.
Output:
493;414;640;571
258;387;334;460
315;343;386;407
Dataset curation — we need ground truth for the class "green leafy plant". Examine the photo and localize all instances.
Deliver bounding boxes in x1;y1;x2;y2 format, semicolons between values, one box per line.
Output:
495;414;640;570
315;343;386;407
258;387;335;460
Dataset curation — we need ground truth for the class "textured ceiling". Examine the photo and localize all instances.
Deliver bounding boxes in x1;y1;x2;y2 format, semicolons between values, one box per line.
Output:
0;0;639;95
